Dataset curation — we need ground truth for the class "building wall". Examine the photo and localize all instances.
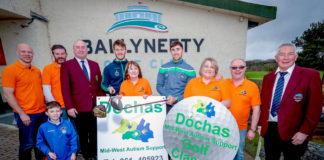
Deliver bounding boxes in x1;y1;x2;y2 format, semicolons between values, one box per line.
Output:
0;0;41;18
0;0;248;96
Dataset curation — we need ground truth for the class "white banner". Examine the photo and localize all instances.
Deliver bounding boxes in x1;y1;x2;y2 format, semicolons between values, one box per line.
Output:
97;96;168;160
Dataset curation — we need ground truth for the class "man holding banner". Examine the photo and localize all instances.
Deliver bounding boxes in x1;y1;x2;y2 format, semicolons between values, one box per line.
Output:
101;39;129;95
156;41;196;113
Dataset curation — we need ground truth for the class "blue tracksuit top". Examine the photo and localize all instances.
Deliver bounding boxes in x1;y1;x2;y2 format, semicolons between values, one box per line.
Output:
36;118;77;160
156;59;196;101
101;59;128;94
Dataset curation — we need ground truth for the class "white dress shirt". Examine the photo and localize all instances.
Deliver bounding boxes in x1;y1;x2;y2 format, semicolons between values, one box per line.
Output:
75;57;91;80
268;64;295;122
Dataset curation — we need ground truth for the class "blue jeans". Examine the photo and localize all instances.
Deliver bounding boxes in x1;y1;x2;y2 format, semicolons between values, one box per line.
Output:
234;129;247;160
14;112;47;160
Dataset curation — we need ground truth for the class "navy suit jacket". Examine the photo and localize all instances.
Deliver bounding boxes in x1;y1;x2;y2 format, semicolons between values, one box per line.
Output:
259;66;323;141
61;58;104;112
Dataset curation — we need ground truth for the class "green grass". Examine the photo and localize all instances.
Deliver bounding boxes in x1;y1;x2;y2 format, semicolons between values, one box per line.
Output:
244;133;263;157
246;70;323;80
320;71;324;95
245;71;269;80
312;135;324;144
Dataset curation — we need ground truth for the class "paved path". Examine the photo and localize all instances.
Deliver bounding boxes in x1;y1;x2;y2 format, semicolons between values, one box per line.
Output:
0;123;19;159
0;119;254;160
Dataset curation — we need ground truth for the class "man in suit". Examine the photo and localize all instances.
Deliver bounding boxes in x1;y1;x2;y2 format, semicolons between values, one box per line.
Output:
61;40;104;160
258;43;323;160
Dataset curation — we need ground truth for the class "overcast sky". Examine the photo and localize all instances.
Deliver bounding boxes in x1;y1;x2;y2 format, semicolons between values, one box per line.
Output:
241;0;324;60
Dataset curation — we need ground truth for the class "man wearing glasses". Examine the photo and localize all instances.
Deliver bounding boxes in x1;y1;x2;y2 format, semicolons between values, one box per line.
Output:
223;58;261;160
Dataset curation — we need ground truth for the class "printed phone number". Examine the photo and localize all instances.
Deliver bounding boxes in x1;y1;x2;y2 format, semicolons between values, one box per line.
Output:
103;155;164;160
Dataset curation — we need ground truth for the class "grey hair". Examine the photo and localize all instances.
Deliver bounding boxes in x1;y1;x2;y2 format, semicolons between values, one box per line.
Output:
230;58;246;67
199;57;219;76
277;43;297;54
73;40;86;47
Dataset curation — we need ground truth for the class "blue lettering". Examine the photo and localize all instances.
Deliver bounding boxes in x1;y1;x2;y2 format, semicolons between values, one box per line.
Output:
150;59;157;68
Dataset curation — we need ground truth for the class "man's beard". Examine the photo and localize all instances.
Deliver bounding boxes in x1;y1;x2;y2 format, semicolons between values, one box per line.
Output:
55;58;66;64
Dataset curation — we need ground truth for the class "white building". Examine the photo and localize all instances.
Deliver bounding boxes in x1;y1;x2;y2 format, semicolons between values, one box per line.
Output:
0;0;276;96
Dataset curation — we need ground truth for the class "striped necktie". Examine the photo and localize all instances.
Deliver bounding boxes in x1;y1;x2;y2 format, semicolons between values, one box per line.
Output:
270;72;288;117
81;60;89;81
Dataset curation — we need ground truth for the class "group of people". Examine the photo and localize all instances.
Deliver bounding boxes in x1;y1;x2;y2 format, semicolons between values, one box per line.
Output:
1;40;323;160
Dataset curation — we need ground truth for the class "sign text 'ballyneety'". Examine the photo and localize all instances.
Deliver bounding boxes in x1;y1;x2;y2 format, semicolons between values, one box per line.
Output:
84;38;204;54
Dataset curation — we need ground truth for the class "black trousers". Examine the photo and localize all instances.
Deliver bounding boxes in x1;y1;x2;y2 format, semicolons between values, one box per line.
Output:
264;122;308;160
71;111;97;159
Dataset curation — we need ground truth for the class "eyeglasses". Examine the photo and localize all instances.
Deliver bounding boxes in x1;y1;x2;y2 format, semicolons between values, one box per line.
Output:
231;66;245;70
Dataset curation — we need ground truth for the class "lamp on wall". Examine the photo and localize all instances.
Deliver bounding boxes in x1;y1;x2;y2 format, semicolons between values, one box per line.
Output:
239;16;244;22
20;11;48;28
20;18;34;28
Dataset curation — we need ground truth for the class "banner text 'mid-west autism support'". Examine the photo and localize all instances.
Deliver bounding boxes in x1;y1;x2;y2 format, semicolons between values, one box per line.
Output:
83;38;205;54
100;145;165;153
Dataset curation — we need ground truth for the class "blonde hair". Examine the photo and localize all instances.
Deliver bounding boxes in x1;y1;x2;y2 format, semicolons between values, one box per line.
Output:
199;57;218;76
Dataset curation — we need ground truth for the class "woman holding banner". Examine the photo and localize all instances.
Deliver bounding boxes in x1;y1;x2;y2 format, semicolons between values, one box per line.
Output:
119;61;152;98
183;57;231;108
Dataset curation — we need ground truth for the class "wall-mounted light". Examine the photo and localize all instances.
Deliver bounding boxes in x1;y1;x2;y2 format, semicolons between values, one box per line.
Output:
239;16;244;22
20;11;48;28
20;18;34;28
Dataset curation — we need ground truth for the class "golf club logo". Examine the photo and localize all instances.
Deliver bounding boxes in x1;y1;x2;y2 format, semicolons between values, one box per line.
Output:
115;70;119;77
180;74;187;80
192;100;216;118
113;118;154;142
293;93;303;102
240;90;247;95
107;2;168;34
61;127;66;134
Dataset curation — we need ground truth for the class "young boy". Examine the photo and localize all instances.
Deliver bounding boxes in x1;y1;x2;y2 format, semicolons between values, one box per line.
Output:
36;101;77;160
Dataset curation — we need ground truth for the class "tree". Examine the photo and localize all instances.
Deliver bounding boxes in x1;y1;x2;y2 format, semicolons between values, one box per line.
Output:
292;20;324;82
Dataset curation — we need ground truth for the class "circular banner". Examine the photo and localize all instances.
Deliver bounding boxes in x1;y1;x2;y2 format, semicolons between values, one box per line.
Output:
163;96;239;160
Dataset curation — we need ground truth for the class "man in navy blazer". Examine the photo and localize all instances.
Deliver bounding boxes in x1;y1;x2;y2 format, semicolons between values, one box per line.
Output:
258;43;323;159
61;40;104;160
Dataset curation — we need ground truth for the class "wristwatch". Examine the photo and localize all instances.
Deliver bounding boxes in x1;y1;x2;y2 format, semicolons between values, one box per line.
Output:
250;129;256;133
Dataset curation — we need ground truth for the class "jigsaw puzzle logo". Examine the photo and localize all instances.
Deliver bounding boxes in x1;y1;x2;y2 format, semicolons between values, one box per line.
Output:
113;118;154;142
192;100;216;118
